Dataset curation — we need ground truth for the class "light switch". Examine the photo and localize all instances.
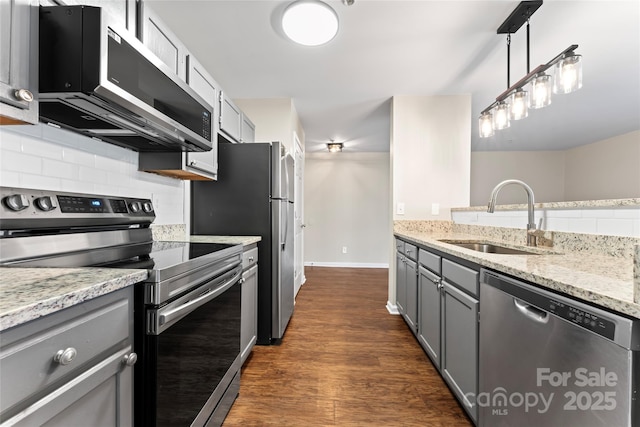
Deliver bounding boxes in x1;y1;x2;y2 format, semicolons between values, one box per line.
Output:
397;202;405;215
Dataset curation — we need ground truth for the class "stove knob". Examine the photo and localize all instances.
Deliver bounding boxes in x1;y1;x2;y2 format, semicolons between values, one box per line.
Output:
3;194;30;211
129;201;141;213
35;196;57;212
142;201;154;213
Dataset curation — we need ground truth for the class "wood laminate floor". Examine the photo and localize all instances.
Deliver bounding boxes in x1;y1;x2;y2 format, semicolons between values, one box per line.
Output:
223;267;473;426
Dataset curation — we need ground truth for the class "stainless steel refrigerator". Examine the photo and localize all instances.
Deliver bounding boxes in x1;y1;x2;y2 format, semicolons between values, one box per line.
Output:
191;141;295;344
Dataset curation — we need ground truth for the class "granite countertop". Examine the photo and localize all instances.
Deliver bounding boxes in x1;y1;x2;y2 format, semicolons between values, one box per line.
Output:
0;268;148;332
394;228;639;319
0;232;261;332
189;235;261;246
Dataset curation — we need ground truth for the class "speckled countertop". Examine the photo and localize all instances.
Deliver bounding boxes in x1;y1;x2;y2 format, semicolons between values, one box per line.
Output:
451;197;640;211
394;221;640;319
0;226;261;332
0;268;147;332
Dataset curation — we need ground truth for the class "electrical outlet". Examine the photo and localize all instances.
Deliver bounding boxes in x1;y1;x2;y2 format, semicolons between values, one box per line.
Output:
431;203;440;215
342;246;347;254
397;202;405;215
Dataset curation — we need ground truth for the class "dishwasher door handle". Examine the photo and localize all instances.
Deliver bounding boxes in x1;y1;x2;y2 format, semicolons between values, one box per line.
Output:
514;299;549;324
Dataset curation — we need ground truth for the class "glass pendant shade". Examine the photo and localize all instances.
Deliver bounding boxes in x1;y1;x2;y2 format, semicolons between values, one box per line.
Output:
282;1;339;46
479;112;494;138
553;53;583;94
529;73;552;109
493;102;510;130
510;89;529;120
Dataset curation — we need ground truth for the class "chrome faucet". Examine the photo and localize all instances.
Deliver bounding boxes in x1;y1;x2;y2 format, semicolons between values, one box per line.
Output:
487;179;538;246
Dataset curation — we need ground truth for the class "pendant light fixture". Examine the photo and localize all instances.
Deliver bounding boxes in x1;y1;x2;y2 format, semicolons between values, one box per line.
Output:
479;1;583;138
282;0;339;46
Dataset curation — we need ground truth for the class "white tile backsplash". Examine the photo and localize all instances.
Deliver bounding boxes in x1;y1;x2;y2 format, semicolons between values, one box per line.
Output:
0;125;185;225
453;205;640;237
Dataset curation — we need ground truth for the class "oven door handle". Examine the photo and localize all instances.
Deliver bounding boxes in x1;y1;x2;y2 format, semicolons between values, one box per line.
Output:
154;267;241;334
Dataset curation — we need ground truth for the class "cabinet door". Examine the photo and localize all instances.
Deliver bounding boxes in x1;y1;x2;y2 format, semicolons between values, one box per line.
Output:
441;281;478;422
404;258;418;334
219;92;242;142
395;252;406;315
240;264;258;365
1;347;134;426
240;114;255;143
56;0;135;31
418;266;441;368
138;2;187;80
0;0;38;125
185;55;219;178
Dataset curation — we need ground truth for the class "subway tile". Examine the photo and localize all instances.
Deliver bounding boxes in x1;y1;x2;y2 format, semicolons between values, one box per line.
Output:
581;209;616;218
0;129;23;151
6;123;43;139
545;209;579;218
1;150;42;175
60;179;94;193
20;174;61;190
596;219;635;237
566;218;598;234
63;147;96;166
613;208;640;219
42;158;79;180
0;170;20;187
78;165;107;184
21;138;64;160
545;217;570;231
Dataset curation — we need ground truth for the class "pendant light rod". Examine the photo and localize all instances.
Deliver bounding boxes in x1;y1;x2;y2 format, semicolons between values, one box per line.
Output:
507;34;511;88
526;19;531;73
480;44;579;115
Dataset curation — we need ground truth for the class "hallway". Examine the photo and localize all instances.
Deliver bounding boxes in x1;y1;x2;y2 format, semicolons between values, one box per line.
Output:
223;267;472;426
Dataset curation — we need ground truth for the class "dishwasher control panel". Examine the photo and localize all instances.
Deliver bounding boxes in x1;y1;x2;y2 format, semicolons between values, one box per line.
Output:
548;299;616;340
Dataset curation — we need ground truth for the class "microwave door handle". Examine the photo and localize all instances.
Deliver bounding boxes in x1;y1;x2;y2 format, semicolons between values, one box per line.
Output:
155;269;240;334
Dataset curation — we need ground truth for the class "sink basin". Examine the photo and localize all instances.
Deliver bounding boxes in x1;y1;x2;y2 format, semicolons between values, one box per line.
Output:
438;240;540;255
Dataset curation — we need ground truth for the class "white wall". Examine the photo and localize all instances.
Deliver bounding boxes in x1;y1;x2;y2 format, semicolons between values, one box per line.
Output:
234;98;304;153
391;95;471;221
390;94;471;307
470;151;566;206
565;130;640;201
0;124;185;225
304;152;390;267
470;130;640;205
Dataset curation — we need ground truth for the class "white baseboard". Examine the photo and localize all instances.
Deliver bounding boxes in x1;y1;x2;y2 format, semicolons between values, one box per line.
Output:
304;261;389;268
386;301;400;315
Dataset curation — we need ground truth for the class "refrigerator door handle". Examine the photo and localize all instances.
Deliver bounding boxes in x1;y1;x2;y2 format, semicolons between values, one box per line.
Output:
282;154;291;251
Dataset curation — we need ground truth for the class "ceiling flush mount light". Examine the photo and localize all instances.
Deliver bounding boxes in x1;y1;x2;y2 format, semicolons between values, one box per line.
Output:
479;1;583;138
282;0;339;46
327;141;343;152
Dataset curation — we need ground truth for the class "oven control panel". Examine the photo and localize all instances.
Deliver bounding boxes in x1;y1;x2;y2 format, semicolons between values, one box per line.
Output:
0;186;155;230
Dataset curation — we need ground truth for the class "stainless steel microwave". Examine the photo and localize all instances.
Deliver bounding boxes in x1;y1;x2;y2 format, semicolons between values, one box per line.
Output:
39;5;212;152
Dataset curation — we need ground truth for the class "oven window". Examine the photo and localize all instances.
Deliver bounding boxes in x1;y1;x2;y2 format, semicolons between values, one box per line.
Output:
142;281;241;426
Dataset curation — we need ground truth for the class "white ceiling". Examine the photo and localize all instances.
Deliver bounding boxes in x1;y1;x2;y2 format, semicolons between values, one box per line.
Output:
147;0;640;153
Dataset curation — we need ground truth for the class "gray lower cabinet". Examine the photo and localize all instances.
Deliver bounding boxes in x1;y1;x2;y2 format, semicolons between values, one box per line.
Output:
418;265;442;369
0;287;135;426
396;237;479;424
0;0;38;125
441;280;478;422
241;245;258;365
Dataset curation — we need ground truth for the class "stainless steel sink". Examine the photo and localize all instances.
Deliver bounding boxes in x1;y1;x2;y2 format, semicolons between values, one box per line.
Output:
438;240;539;255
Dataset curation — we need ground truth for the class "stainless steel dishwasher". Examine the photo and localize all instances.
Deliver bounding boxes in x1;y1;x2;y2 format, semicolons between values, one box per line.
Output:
478;269;639;427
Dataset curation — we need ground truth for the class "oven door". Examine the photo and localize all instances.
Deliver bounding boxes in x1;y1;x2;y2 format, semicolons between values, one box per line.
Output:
137;265;242;426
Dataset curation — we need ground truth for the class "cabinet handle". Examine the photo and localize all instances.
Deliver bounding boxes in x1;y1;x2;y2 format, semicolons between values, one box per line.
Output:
54;347;77;365
122;352;138;366
190;160;197;166
248;256;254;262
14;89;34;103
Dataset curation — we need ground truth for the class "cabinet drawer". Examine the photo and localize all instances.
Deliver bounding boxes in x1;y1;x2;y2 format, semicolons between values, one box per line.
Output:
395;239;405;253
0;290;131;415
419;248;441;274
242;247;258;270
404;243;417;261
442;259;479;297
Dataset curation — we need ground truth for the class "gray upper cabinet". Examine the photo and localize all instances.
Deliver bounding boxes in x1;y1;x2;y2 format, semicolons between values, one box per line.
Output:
219;92;242;142
138;1;187;80
54;0;135;31
185;55;219;179
0;0;38;125
241;113;256;143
